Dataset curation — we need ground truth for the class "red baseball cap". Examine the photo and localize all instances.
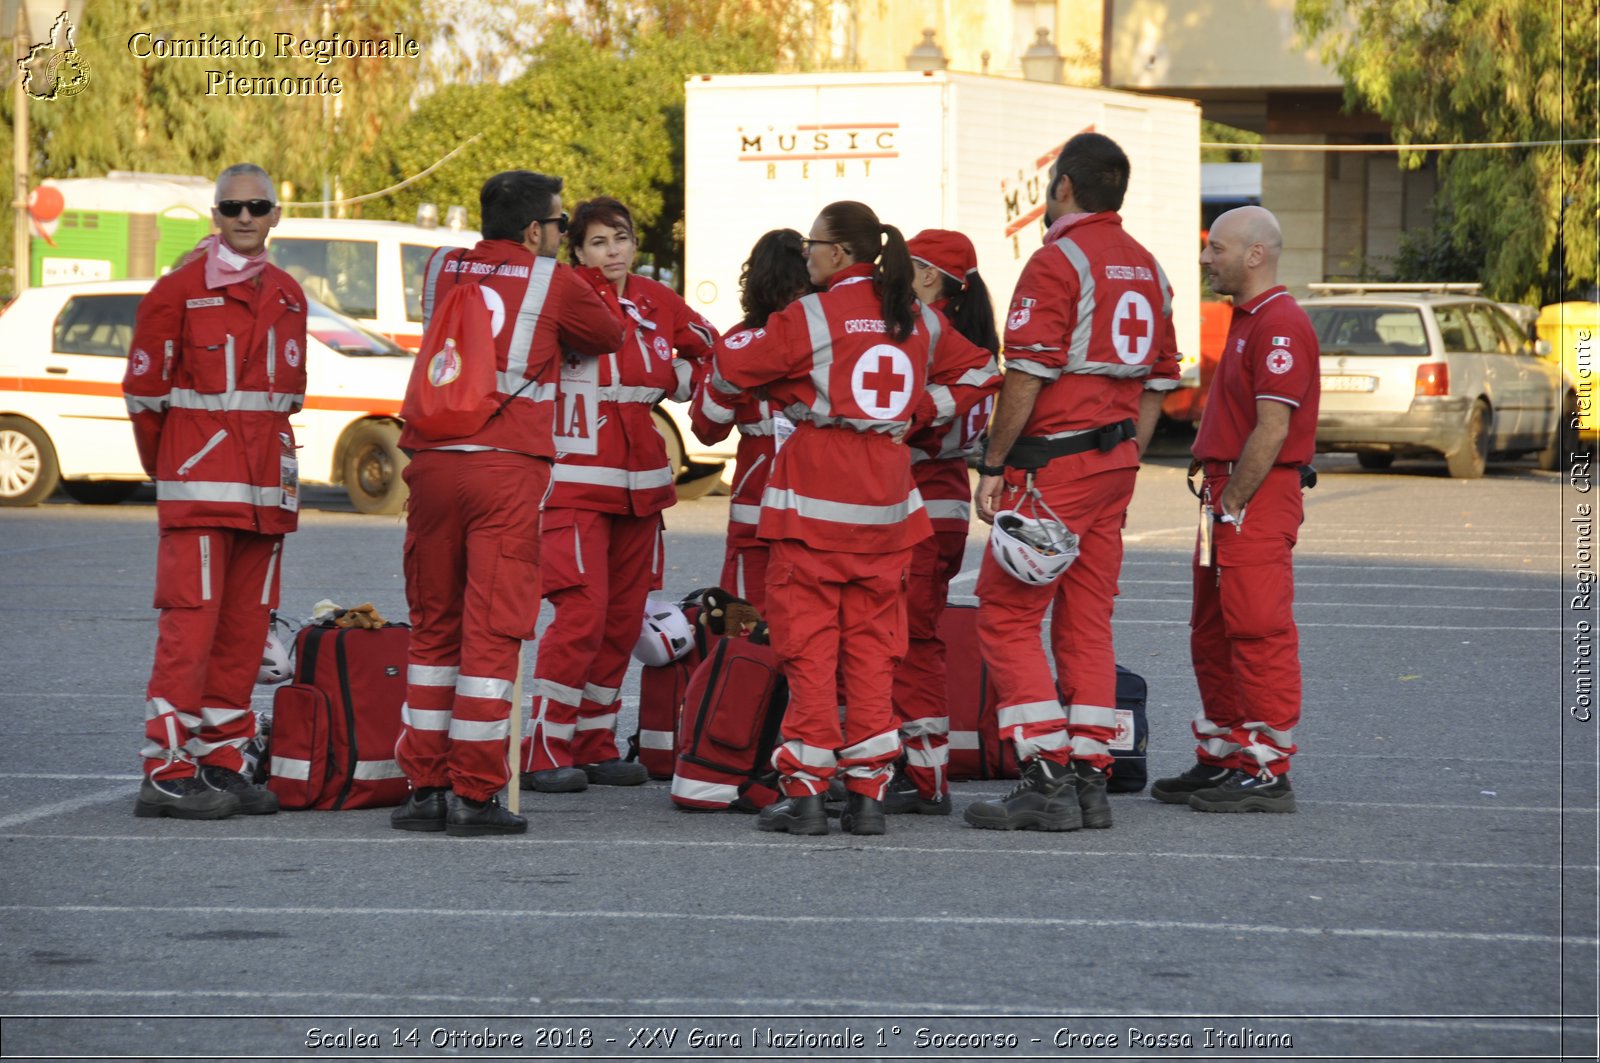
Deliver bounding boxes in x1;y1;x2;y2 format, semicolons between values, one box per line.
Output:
907;229;978;286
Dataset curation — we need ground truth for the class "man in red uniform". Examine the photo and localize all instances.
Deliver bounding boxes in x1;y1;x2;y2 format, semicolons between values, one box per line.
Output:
964;133;1181;833
1152;205;1318;813
392;171;621;836
124;163;306;819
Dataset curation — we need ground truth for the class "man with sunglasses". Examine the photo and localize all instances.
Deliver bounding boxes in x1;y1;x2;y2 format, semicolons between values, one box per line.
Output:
391;170;622;836
123;163;305;819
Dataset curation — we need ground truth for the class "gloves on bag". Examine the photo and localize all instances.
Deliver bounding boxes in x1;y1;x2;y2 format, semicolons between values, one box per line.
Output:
331;602;387;629
696;587;769;643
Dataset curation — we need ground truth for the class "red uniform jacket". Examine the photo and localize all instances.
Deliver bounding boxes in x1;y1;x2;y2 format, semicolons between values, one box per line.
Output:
690;358;782;549
710;263;992;554
906;297;1001;534
123;255;308;534
1193;286;1321;466
1003;212;1182;476
547;270;718;516
398;240;622;459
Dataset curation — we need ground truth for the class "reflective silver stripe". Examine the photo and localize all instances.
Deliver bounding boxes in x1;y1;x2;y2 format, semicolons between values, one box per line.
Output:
259;540;280;606
948;730;979;750
449;716;510;742
270;755;310;781
157;481;286;508
904;745;949;768
1020;730;1071;755
456;675;513;703
800;293;833;416
739;419;774;437
169;388;301;413
198;534;212;601
596;384;665;404
671;358;694;402
402;705;451;732
144;696;178;721
926;383;955;424
699;389;736;424
1001;358;1061;381
504;256;556;386
583;682;619;706
923;498;970;523
176;430;229;476
996;700;1064;729
1055;237;1096;372
352;758;405;781
900;715;950;738
199;706;248;727
920;301;943;354
1193;714;1231;737
421;248;452;329
1068;703;1118;730
224;334;236;394
761;486;923;527
839;729;900;760
407;664;459;687
1244;721;1295;747
575;712;618;732
779;740;837;770
1201;736;1241;758
956;363;998;388
729;502;762;525
639;729;674;751
552;464;674;492
1071;362;1152;379
494;377;559;404
534;719;576;741
1244;743;1289;770
785;406;904;434
710;364;742;397
536;679;583;706
125;393;168;415
1154;258;1174;319
266;325;275;390
1070;736;1112;758
670;775;740;804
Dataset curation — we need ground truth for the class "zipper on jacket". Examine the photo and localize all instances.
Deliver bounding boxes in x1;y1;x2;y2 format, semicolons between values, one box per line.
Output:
732;452;768;499
177;429;229;476
266;326;276;395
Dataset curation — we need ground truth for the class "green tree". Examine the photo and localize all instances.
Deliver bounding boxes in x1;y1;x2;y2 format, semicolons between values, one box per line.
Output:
1296;0;1598;303
1201;120;1261;164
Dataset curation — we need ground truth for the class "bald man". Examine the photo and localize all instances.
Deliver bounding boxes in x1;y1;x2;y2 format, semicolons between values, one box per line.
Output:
1152;206;1319;813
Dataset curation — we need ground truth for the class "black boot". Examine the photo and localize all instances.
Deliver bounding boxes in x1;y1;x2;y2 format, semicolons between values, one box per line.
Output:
445;793;527;837
1150;761;1232;804
390;786;449;832
839;792;886;836
962;757;1081;832
756;794;829;836
1073;761;1112;829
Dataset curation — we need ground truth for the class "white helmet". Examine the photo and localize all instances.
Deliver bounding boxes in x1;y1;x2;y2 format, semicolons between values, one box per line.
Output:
258;615;295;685
633;600;695;667
990;493;1079;586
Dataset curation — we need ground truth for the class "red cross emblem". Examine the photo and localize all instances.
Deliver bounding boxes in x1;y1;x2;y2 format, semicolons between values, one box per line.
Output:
851;344;914;417
1111;291;1155;364
1266;348;1294;374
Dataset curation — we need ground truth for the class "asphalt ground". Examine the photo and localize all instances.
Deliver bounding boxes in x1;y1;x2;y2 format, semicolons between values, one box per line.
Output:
0;439;1595;1063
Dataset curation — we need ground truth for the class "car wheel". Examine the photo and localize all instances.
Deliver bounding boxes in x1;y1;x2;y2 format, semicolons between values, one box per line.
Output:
61;481;140;505
0;417;61;506
1356;452;1395;470
1445;401;1490;479
342;420;409;515
1537;392;1578;471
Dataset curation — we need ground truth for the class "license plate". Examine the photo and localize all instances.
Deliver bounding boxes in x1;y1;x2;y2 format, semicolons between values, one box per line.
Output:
1321;374;1378;393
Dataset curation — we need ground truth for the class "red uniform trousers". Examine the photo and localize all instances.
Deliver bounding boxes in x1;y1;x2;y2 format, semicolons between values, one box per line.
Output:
396;451;549;802
889;528;967;799
1190;466;1303;777
143;528;283;779
525;508;663;770
719;541;770;612
975;465;1137;771
765;540;909;800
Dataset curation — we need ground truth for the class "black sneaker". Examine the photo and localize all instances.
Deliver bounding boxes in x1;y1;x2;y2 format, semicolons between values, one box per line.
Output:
962;758;1082;832
390;787;449;832
582;759;648;786
134;774;241;820
756;794;829;836
445;793;528;836
197;765;279;815
1188;770;1296;813
521;766;588;793
839;792;886;836
882;766;952;816
1073;761;1112;829
1150;762;1233;805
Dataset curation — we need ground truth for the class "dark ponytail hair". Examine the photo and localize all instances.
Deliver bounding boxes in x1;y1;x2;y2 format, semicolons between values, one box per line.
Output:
738;228;809;329
937;270;999;354
818;200;916;342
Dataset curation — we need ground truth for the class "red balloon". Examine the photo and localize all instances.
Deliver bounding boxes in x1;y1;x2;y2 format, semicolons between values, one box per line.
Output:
28;184;64;222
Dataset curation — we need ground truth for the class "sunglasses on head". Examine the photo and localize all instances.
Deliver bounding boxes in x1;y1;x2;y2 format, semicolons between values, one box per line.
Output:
216;199;276;218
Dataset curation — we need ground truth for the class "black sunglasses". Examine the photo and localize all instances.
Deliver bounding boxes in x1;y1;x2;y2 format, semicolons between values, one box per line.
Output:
539;212;570;233
801;238;841;253
216;199;276;218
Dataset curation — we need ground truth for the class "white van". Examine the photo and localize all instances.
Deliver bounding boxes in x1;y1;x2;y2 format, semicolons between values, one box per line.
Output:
0;279;416;513
267;218;479;351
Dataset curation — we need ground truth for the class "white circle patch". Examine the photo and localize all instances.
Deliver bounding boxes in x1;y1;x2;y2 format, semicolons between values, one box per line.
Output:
1266;348;1293;374
851;344;915;419
283;338;302;368
1007;307;1031;331
428;339;463;386
480;285;507;337
1111;291;1156;365
653;335;671;361
724;329;755;350
129;348;151;376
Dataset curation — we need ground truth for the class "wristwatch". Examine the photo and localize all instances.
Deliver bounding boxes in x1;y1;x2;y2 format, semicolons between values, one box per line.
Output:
975;461;1006;477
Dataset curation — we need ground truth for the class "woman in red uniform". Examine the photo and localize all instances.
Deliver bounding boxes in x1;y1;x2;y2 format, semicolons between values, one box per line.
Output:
708;201;992;837
690;228;810;610
886;230;1001;816
523;196;718;793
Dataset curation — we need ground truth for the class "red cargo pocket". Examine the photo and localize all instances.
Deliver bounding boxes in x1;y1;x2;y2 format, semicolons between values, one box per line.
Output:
537;511;584;596
1216;534;1295;640
702;649;781;754
488;535;542;639
182;318;232;394
152;530;214;609
266;683;331;810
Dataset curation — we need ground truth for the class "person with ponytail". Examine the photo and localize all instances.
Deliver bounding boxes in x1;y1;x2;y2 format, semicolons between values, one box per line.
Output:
884;230;1002;816
707;201;991;837
689;229;811;610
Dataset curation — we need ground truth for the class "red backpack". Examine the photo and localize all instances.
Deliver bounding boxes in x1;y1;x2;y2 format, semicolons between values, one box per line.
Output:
401;253;504;440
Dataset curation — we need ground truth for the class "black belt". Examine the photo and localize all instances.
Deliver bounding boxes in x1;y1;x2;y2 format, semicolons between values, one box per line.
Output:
1006;420;1136;470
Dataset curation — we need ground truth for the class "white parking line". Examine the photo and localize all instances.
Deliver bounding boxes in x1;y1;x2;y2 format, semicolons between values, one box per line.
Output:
1122;578;1554;592
0;534;147;557
0;787;131;830
3;902;1590;947
1114;617;1559;631
1111;597;1549;612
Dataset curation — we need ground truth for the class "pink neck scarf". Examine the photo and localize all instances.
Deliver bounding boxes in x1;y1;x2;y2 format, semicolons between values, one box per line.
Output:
198;234;269;290
1042;212;1095;244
